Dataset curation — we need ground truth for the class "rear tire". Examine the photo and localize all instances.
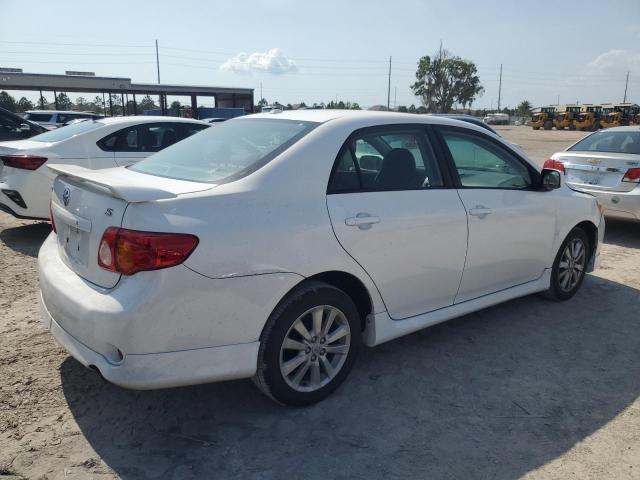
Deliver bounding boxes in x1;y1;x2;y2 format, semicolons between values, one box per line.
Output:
254;281;361;406
543;120;553;130
542;228;590;301
533;126;540;130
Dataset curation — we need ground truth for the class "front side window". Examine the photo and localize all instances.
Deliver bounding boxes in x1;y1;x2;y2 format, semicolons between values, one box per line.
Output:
130;118;317;183
442;131;532;189
569;131;640;155
328;128;443;193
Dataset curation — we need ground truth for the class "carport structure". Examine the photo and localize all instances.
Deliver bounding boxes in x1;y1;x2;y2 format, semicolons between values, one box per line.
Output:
0;71;254;118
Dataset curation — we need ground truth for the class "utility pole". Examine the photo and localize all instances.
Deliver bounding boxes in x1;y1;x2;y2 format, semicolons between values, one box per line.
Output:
623;71;629;103
497;64;502;112
155;40;161;83
387;56;392;111
394;86;397;109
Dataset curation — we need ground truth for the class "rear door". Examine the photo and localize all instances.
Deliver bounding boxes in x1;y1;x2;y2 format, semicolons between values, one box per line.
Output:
436;126;556;303
326;125;468;319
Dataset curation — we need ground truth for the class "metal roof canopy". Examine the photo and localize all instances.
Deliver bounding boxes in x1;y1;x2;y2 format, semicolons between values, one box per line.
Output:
0;71;254;117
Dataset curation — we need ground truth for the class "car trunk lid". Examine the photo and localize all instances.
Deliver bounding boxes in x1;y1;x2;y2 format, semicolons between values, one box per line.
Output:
554;151;640;193
49;164;214;288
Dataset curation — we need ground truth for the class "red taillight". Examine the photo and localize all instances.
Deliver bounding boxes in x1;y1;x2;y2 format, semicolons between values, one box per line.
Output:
49;200;56;233
622;168;640;183
0;155;48;170
97;227;199;275
543;159;565;173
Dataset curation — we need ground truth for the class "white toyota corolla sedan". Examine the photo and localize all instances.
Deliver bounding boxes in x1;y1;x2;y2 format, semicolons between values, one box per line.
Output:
546;126;640;222
39;110;604;406
0;116;209;220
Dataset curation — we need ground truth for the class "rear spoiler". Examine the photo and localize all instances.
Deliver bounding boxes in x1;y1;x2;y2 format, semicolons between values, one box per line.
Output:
48;164;212;203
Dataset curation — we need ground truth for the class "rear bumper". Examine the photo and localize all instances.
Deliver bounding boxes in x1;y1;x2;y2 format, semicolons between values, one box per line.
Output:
38;234;302;389
572;185;640;222
0;174;49;219
41;291;259;389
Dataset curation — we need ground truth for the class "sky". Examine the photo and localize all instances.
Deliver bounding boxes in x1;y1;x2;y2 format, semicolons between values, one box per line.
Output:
1;0;639;110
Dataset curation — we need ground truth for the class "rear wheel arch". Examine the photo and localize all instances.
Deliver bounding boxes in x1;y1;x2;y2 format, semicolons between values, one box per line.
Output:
260;271;373;341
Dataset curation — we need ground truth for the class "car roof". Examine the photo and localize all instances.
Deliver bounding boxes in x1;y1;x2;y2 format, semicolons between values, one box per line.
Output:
94;116;210;126
245;109;481;126
25;110;98;115
596;125;640;133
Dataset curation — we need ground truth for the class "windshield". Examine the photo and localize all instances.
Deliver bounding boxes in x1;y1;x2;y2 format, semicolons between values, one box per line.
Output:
569;131;640;155
31;120;104;142
130;118;317;183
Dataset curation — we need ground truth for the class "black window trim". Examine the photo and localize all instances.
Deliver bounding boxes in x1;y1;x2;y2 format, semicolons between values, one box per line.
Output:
326;123;454;195
432;124;543;191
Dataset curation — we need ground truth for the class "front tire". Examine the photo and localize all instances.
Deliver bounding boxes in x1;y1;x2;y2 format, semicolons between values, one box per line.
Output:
254;281;361;406
543;228;590;301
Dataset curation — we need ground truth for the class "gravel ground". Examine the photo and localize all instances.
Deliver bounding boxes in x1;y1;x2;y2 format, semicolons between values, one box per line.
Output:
1;126;639;480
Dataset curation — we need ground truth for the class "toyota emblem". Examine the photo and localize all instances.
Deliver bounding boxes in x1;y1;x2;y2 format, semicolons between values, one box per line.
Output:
62;187;71;206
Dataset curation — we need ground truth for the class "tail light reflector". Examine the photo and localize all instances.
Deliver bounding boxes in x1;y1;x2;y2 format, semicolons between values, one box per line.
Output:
0;155;48;170
543;159;565;173
622;168;640;183
98;227;198;275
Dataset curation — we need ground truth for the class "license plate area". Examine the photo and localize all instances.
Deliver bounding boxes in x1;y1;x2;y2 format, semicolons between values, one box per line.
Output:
566;169;604;186
64;224;88;267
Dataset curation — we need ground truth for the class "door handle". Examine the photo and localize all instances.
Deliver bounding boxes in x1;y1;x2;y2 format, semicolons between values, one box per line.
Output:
345;213;380;230
468;205;492;219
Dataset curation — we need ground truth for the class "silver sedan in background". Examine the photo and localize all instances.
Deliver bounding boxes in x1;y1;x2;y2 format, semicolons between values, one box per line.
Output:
547;126;640;222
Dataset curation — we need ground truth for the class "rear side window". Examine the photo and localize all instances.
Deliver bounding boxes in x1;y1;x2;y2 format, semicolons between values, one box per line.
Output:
328;127;443;193
98;126;139;152
31;120;103;142
130;119;316;183
569;131;640;155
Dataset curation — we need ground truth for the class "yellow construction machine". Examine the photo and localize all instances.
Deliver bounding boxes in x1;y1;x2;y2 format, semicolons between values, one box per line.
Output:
553;104;581;130
601;103;640;128
530;106;556;130
573;104;602;131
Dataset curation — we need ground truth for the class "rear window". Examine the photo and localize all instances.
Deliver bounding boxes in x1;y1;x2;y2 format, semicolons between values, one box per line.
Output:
24;113;53;122
31;120;103;142
130;118;317;183
569;131;640;155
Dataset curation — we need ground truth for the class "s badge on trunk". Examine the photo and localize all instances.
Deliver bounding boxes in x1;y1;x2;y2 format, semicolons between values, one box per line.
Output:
62;187;71;206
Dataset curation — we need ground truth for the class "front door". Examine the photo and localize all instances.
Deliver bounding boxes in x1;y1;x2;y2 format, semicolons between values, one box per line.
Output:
437;127;556;303
326;125;468;319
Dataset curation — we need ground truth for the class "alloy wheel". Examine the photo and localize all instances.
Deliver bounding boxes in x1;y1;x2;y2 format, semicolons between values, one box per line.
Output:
279;305;351;392
558;238;586;292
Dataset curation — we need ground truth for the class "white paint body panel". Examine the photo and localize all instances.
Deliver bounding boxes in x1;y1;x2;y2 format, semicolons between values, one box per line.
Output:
327;190;468;318
37;111;604;390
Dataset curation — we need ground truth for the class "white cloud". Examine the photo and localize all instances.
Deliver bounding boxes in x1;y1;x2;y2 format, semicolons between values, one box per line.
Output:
220;48;297;75
588;49;640;71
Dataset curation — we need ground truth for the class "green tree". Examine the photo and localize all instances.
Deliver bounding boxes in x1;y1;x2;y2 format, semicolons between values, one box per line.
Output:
56;92;73;110
0;91;17;112
408;104;417;113
516;100;532;117
411;45;483;113
16;97;34;112
139;95;157;113
37;95;48;109
91;95;105;114
397;105;408;113
75;96;89;111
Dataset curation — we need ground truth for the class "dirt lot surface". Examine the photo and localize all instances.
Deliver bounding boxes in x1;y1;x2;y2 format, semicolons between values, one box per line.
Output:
1;127;640;480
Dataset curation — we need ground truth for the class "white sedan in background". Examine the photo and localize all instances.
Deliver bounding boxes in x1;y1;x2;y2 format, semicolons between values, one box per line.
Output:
0;116;209;219
546;126;640;222
40;110;603;406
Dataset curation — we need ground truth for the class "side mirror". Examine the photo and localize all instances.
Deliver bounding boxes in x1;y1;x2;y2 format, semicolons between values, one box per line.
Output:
541;168;562;190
